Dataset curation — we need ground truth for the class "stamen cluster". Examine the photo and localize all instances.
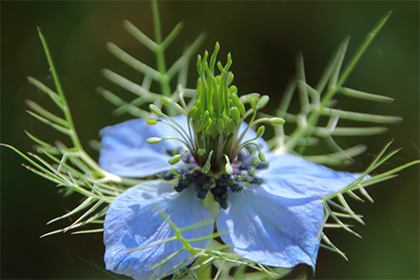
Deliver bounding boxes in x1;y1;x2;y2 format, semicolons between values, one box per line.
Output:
146;43;284;175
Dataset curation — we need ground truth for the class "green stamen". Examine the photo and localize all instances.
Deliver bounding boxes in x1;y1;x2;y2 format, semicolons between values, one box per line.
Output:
168;150;190;165
146;137;164;144
202;151;214;174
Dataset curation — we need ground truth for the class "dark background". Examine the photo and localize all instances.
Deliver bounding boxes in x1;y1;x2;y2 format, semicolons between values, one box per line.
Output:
1;1;419;279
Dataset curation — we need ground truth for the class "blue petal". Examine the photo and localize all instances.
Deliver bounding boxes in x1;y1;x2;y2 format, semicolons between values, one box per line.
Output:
104;180;213;280
217;185;323;268
99;115;268;177
99;116;191;177
261;153;366;200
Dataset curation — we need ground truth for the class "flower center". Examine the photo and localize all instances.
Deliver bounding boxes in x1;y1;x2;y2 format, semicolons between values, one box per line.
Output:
162;146;268;209
145;42;285;207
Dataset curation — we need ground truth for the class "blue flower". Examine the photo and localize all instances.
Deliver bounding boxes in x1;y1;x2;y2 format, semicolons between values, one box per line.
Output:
100;117;363;279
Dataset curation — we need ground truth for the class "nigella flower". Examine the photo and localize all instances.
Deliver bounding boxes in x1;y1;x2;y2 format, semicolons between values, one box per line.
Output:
99;44;365;279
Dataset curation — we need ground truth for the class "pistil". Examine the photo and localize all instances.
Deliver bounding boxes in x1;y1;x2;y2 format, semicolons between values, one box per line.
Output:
187;43;273;174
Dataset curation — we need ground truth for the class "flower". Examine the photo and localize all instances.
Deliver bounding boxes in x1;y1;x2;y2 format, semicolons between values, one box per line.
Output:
99;116;363;280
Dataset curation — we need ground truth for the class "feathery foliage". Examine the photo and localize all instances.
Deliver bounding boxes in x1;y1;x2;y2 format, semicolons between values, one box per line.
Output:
2;2;418;279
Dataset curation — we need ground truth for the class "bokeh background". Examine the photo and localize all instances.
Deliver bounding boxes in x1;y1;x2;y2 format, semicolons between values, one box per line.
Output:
1;1;419;279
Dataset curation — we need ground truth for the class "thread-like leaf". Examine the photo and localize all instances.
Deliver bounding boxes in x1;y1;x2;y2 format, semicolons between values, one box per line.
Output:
106;42;162;81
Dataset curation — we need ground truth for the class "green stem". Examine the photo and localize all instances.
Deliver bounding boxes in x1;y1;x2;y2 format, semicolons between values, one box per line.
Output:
151;0;169;95
193;193;220;279
202;188;220;221
38;28;79;149
151;0;162;44
37;28;102;173
336;10;392;89
151;0;176;118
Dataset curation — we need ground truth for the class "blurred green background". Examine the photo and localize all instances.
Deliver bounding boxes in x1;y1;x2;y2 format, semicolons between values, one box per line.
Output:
1;1;419;279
